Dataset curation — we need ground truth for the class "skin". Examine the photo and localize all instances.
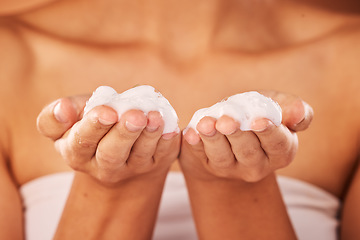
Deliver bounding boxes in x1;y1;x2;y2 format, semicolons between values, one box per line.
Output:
0;0;359;239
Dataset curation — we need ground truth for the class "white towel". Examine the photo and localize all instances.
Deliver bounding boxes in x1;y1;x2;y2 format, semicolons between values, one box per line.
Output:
20;172;340;240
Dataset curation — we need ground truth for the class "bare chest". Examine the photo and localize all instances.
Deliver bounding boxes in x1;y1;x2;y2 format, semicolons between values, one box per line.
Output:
10;39;359;197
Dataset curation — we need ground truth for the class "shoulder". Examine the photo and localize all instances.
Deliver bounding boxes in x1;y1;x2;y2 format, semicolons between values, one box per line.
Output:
0;19;32;84
0;19;32;103
0;0;54;16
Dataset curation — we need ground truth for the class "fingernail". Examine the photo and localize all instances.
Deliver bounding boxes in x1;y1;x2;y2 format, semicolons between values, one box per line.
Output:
251;119;273;132
218;127;238;136
146;125;159;132
54;101;68;123
162;132;178;140
294;101;311;126
99;116;117;126
200;128;216;137
146;119;160;132
126;121;144;132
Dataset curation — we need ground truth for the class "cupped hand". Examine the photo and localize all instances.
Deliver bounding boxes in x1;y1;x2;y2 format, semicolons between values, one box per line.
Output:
180;91;313;182
37;96;180;186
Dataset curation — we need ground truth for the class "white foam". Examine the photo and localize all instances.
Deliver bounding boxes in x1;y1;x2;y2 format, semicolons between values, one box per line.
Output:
187;91;282;133
84;85;179;134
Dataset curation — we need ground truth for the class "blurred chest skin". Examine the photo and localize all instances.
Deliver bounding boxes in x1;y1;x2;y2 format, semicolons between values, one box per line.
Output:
5;0;360;199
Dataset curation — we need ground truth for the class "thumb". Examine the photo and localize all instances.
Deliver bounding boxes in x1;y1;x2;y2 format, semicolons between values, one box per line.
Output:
260;91;314;132
37;95;89;140
282;99;314;132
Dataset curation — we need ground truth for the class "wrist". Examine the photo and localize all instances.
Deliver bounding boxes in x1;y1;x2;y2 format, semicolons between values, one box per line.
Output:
55;170;169;240
73;169;169;198
183;170;278;190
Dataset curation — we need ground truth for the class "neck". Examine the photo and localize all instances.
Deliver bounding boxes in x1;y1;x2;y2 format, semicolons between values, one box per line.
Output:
12;0;359;54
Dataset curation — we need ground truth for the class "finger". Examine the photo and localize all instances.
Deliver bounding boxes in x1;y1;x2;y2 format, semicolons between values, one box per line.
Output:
259;91;313;132
226;129;270;182
197;117;236;169
37;95;89;140
153;131;181;166
95;109;147;170
215;115;240;135
181;128;207;165
56;105;118;169
183;127;201;145
252;118;298;169
216;116;266;168
128;111;164;169
289;101;314;132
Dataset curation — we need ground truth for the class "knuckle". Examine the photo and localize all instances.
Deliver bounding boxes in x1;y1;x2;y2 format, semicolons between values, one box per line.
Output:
128;156;155;172
73;131;98;150
238;152;265;168
59;138;91;169
209;157;235;169
117;130;138;142
131;149;151;161
270;138;291;151
240;146;260;159
96;150;127;168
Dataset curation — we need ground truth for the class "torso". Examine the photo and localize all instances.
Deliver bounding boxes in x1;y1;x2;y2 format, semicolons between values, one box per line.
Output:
0;1;359;199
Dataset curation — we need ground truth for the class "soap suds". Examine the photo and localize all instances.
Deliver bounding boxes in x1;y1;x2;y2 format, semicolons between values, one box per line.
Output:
84;85;179;134
187;91;282;133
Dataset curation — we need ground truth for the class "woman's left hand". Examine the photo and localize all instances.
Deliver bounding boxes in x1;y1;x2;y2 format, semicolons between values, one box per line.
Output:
180;91;313;182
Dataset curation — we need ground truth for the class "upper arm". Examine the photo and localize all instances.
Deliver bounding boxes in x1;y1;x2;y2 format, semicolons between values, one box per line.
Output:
339;26;360;240
340;54;360;237
0;132;24;240
0;22;31;240
341;152;360;240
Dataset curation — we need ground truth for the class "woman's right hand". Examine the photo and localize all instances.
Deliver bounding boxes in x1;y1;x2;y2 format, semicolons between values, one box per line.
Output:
36;96;180;186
